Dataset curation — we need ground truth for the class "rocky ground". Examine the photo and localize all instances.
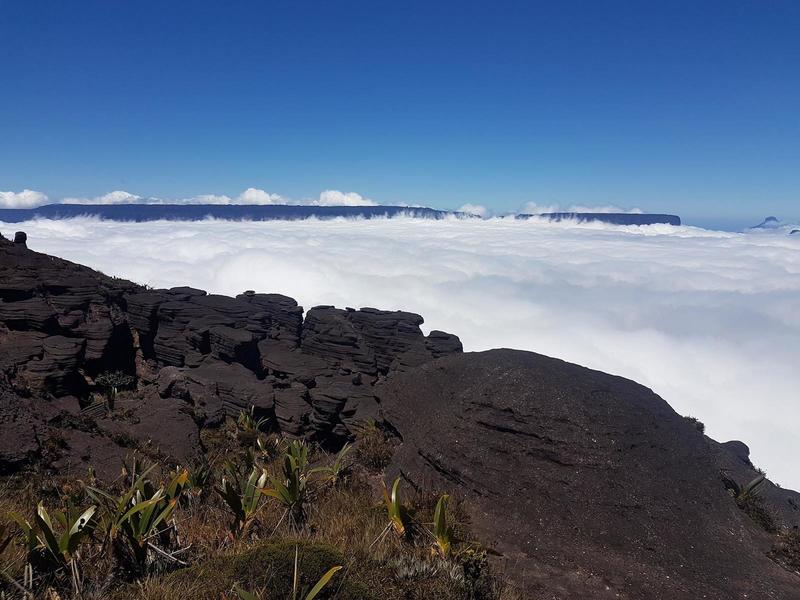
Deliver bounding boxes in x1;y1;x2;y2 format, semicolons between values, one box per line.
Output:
1;230;799;599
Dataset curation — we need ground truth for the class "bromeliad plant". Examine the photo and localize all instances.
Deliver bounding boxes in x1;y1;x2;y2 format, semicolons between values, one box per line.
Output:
238;406;270;434
262;440;322;528
320;443;352;486
87;464;189;569
186;459;212;498
11;502;97;568
431;494;453;557
11;502;97;593
723;472;767;503
383;477;408;537
215;463;269;537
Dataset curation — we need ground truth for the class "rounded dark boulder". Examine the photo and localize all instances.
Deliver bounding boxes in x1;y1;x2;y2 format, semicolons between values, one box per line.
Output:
378;349;800;599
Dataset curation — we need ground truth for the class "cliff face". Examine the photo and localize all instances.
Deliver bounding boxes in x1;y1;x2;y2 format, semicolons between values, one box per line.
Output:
0;234;461;475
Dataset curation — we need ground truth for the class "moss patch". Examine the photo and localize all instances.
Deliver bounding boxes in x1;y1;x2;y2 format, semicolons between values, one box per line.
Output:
129;540;373;600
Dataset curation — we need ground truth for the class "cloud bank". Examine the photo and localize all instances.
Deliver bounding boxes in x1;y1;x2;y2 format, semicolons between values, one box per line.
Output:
1;188;377;208
3;217;799;489
0;189;50;208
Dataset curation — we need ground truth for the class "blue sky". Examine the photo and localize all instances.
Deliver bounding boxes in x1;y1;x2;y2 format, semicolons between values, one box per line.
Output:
1;1;798;225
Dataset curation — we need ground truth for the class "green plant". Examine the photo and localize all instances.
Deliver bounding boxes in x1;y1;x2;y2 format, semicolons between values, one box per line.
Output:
10;502;97;595
725;473;767;503
262;441;322;527
11;502;97;569
722;472;776;533
383;477;408;537
238;406;269;433
320;443;352;486
95;371;135;408
215;464;269;536
431;494;452;557
186;459;212;497
88;465;188;568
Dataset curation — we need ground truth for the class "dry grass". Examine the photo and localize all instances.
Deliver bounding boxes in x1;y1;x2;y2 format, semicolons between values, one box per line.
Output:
0;426;522;600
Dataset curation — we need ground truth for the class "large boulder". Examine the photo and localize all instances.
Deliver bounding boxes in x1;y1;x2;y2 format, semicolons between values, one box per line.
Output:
379;349;800;599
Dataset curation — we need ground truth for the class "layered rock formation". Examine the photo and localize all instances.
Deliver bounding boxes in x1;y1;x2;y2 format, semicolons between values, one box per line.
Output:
0;232;461;475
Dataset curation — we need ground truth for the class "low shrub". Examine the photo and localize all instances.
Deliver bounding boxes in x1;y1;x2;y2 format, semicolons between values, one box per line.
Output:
354;420;393;471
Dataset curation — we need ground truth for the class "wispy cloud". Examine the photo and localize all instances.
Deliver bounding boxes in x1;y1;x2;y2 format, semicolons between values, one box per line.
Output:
5;216;799;489
457;203;490;217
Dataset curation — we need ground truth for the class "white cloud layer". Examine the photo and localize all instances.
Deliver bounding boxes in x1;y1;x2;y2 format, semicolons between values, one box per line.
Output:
0;189;50;208
2;188;377;207
3;217;799;489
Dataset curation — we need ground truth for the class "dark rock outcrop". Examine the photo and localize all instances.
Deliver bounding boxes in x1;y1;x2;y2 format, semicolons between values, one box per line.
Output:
379;349;800;599
0;233;461;476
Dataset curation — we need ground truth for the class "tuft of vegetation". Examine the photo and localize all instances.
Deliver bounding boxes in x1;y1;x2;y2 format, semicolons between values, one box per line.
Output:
354;420;393;471
215;463;269;537
383;477;409;538
262;440;320;529
431;494;452;557
0;428;520;600
144;541;366;600
722;472;777;533
683;415;705;434
95;371;136;408
770;528;800;575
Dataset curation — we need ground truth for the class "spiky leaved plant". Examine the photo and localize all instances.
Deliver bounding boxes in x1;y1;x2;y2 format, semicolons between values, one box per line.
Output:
11;502;97;594
320;443;353;486
262;440;323;528
186;459;212;498
87;464;188;570
383;477;408;537
215;463;269;537
723;473;767;503
95;370;135;409
431;494;452;557
238;405;270;433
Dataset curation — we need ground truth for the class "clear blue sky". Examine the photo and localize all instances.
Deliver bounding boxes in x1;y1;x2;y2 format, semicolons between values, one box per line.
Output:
1;1;798;225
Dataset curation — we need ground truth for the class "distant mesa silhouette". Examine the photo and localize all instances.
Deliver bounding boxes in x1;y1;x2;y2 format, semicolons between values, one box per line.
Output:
518;212;681;226
0;203;683;226
0;203;456;222
751;216;782;229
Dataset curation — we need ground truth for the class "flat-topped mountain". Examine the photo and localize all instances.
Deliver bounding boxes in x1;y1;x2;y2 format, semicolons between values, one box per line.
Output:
518;212;682;226
0;204;459;222
0;231;797;599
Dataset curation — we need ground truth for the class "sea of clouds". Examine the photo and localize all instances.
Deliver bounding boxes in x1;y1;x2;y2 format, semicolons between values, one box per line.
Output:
3;216;799;489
